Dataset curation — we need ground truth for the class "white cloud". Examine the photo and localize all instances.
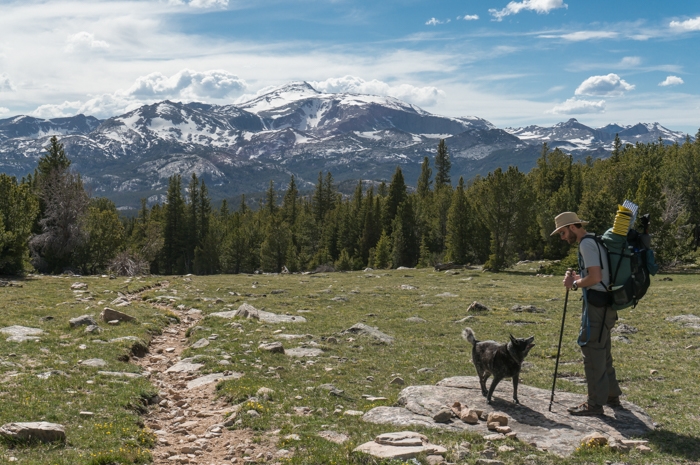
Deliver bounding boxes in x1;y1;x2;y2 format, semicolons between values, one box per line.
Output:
125;69;247;100
65;32;110;53
459;15;479;21
490;0;567;21
539;31;618;41
547;98;606;115
659;76;684;87
575;74;635;97
30;101;82;119
168;0;229;7
0;74;15;92
670;16;700;31
426;18;444;26
618;56;641;67
309;76;446;107
0;107;10;115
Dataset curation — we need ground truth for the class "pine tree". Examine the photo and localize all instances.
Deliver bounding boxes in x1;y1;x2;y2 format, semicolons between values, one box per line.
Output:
417;156;432;198
312;171;325;223
611;134;622;161
434;139;451;189
163;174;186;274
265;180;277;216
185;173;200;272
373;231;392;269
445;177;470;264
391;199;419;268
0;175;39;274
383;166;407;235
282;175;299;225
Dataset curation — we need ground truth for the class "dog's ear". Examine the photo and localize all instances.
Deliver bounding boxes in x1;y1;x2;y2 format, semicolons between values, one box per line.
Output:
509;334;517;344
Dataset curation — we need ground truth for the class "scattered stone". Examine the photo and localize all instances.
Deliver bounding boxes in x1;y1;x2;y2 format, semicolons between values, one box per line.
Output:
400;285;417;290
186;372;243;390
467;301;490;312
37;370;68;379
636;444;652;453
354;431;447;460
79;411;94;417
80;358;107;367
483;433;506;441
84;325;102;334
100;307;135;323
480;448;496;458
650;369;658;375
341;323;394;344
612;323;638;334
285;347;323;357
97;371;145;378
107;320;120;326
390;377;405;385
331;296;348;302
210;303;307;323
581;432;607;447
1;326;43;341
475;459;505;465
318;430;349;444
417;368;434;374
433;407;452;423
406;317;427;323
451;402;478;424
498;445;514;452
165;359;204;373
0;422;66;443
191;338;210;349
256;387;275;400
426;455;445;465
487;422;501;431
344;410;364;416
487;412;508;426
69;315;97;328
71;282;88;290
511;305;545;313
495;426;511;434
259;342;285;354
612;335;632;344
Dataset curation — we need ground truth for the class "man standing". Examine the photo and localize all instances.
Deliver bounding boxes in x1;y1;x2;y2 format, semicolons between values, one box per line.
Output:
551;212;622;416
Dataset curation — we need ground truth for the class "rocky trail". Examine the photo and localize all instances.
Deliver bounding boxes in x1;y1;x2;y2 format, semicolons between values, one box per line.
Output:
133;304;282;464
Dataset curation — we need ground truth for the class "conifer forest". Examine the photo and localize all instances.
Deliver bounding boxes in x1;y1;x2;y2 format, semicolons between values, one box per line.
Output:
1;133;700;277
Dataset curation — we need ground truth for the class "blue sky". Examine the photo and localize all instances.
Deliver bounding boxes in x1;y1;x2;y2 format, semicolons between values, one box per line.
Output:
0;0;699;133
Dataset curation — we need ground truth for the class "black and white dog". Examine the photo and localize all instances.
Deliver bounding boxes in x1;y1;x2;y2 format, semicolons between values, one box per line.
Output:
462;327;535;404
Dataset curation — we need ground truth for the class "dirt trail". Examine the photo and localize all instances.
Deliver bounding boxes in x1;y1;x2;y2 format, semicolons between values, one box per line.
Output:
133;304;281;464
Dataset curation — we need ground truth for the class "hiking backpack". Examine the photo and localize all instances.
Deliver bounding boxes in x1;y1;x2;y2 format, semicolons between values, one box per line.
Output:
582;214;659;310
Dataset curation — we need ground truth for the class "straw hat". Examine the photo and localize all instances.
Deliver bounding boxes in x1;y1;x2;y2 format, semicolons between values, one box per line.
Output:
550;212;589;236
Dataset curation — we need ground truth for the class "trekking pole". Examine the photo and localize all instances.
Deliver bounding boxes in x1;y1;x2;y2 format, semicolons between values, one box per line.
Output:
549;268;572;412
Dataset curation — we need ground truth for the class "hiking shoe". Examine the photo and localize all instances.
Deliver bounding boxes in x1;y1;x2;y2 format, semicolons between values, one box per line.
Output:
606;396;622;408
567;402;604;416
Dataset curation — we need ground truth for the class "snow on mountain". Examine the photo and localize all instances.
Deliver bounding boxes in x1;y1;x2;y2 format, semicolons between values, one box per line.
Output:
0;83;693;209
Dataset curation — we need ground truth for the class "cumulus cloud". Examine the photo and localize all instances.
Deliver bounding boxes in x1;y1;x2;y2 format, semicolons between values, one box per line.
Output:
547;98;606;115
490;0;567;21
125;69;247;100
29;69;248;119
65;32;110;53
575;74;635;97
426;18;448;26
0;74;15;92
30;101;82;119
309;76;445;107
459;14;479;21
659;76;684;87
670;16;700;31
0;107;9;115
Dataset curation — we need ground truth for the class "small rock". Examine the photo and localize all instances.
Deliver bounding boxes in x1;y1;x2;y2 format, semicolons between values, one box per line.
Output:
636;444;652;453
495;426;511;434
256;387;275;400
406;317;427;323
71;282;88;290
498;445;514;452
0;422;66;443
191;338;210;349
69;315;97;328
612;323;638;334
650;369;658;375
390;377;405;385
433;407;452;423
475;460;505;465
581;432;607;447
510;304;545;313
487;412;508;426
79;411;94;417
259;342;285;354
80;358;107;367
480;448;496;459
426;455;445;465
467;301;490;312
84;325;102;334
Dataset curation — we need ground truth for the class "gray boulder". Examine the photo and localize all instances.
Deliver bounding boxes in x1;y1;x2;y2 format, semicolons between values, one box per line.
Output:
341;323;394;344
259;342;285;354
100;307;135;323
0;422;65;443
70;315;97;328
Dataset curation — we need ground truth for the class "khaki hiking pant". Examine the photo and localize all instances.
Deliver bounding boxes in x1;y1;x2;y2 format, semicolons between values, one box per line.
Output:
580;302;622;407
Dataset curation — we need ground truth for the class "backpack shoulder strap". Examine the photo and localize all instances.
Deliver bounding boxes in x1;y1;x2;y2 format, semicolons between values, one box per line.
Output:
580;234;606;289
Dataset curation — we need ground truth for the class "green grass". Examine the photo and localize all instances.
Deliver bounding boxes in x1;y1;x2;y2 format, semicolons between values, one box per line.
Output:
1;267;699;464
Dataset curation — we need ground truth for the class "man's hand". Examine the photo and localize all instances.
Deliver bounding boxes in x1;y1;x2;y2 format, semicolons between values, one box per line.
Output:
563;269;580;290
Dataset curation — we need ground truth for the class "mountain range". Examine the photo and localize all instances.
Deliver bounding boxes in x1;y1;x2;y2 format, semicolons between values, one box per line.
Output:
0;81;693;210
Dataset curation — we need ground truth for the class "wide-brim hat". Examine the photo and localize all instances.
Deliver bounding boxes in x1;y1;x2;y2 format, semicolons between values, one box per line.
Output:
550;212;589;236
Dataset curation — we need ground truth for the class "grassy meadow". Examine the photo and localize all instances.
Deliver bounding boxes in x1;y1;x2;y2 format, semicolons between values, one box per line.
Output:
1;265;699;464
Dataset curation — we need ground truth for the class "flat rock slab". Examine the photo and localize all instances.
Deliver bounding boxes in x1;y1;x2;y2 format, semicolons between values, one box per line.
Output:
341;323;394;344
80;358;107;367
97;371;146;378
1;326;43;337
285;347;324;357
354;431;447;460
210;303;307;324
5;335;40;342
165;359;205;373
362;376;654;457
317;430;349;444
101;307;136;322
186;372;244;390
0;422;65;443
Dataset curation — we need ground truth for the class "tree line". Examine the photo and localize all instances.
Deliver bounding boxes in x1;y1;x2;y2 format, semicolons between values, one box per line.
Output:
1;133;699;276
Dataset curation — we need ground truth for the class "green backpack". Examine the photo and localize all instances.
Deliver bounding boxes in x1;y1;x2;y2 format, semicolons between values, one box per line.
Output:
582;214;658;310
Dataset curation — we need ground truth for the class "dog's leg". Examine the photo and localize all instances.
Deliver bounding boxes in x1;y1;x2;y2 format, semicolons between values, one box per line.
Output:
487;376;502;404
479;370;490;397
512;373;520;404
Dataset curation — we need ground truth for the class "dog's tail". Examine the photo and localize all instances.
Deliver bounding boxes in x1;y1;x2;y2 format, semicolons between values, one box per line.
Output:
462;327;477;345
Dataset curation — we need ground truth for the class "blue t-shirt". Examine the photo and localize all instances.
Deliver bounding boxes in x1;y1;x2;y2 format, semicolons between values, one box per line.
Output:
578;233;610;292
